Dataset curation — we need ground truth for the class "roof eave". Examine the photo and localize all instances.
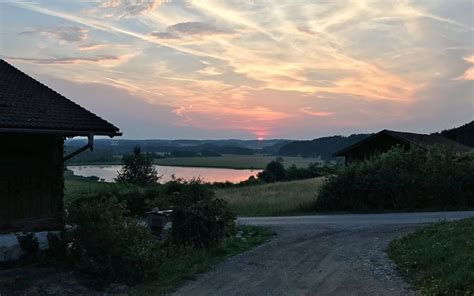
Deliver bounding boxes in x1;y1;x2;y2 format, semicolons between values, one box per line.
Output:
0;128;122;138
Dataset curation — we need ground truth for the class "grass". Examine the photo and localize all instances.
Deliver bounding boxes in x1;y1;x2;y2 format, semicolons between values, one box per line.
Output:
64;179;129;203
130;225;273;295
155;154;322;169
216;177;324;216
388;218;474;295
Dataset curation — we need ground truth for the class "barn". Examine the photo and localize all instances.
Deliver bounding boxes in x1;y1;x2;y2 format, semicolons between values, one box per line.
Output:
0;59;121;238
334;129;472;165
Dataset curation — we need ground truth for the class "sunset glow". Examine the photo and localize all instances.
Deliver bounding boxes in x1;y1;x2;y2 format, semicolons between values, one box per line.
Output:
0;0;472;139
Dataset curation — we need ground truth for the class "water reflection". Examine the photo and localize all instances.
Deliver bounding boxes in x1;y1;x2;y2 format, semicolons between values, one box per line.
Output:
68;165;260;183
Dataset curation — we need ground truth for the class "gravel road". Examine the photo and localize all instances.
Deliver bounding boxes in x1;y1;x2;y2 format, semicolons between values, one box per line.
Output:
174;211;474;296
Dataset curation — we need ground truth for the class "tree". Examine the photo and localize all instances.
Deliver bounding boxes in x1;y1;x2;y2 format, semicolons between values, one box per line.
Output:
115;146;159;186
257;160;286;183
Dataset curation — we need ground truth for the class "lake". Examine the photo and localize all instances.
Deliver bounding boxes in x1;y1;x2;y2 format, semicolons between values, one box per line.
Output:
68;165;261;183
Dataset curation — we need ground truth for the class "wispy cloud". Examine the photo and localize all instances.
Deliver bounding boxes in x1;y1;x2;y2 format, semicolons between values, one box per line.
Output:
78;42;106;51
3;0;473;138
99;0;164;19
19;26;88;42
3;53;135;67
454;55;474;80
299;107;333;117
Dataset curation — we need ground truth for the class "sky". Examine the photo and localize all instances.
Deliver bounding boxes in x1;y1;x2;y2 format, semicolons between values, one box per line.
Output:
0;0;473;140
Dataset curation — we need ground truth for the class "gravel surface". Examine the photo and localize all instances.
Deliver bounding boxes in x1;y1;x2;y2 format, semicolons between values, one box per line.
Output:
174;211;474;296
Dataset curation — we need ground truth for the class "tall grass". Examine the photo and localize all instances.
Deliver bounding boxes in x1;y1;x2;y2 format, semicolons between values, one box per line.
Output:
216;178;324;216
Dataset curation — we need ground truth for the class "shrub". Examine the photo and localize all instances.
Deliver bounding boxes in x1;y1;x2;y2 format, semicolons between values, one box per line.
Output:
285;163;336;181
171;198;235;248
67;196;161;285
164;177;215;207
68;185;170;217
316;146;474;211
169;179;236;248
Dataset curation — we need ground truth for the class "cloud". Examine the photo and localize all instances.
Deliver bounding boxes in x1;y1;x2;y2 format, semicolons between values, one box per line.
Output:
196;66;223;76
5;0;473;138
149;31;179;40
19;26;88;42
2;54;133;67
150;22;235;41
299;107;333;117
454;55;474;80
167;21;232;36
99;0;163;18
78;42;107;51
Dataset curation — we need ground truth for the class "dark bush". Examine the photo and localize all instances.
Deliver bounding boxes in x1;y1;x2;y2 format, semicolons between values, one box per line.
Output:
316;146;474;212
164;177;215;207
171;198;235;248
168;179;235;248
285;163;336;181
257;161;286;183
67;196;161;285
68;185;171;217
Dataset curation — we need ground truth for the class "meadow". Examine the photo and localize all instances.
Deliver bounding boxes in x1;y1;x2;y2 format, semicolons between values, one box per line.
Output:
65;176;324;217
389;218;474;295
216;177;324;216
154;154;322;169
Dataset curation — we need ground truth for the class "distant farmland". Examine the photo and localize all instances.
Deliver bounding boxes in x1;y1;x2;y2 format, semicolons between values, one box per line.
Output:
154;154;323;170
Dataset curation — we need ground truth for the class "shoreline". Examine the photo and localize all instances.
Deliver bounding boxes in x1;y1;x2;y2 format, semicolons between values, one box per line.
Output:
66;163;264;170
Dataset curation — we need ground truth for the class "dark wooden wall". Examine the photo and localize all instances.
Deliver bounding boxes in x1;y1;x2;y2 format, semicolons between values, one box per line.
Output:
0;133;64;233
344;134;409;164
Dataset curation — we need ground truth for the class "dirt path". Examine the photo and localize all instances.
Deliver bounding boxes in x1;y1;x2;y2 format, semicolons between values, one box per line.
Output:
174;211;474;296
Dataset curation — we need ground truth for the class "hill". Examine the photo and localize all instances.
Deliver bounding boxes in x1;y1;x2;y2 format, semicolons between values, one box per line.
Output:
438;121;474;147
277;134;371;159
64;139;291;164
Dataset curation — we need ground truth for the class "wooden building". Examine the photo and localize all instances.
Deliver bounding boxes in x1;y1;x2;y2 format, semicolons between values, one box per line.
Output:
334;129;472;165
0;60;121;233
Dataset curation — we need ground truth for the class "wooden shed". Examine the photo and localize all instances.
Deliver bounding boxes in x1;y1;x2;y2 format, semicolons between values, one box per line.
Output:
334;129;472;165
0;59;121;233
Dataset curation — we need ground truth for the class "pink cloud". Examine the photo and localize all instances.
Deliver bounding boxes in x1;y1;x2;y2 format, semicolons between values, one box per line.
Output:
299;107;333;117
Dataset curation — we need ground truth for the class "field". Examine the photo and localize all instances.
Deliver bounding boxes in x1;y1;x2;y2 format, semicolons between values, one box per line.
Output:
216;177;324;216
154;154;322;169
388;218;474;295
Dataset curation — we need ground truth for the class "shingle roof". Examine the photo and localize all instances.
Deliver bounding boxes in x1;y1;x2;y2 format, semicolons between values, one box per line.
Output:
0;59;121;137
335;129;472;156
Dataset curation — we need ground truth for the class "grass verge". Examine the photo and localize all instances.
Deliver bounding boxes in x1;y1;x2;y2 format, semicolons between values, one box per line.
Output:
130;225;273;295
216;177;324;216
388;218;474;295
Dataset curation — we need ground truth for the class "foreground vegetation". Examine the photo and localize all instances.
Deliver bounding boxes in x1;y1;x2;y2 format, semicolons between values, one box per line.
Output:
131;225;272;295
216;178;324;216
316;147;474;212
12;171;273;293
388;218;474;295
155;154;322;169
